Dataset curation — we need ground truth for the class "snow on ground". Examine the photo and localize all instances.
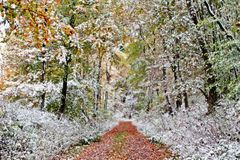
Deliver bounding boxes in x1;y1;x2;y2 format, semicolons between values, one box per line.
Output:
0;100;117;160
134;100;240;160
1;94;239;160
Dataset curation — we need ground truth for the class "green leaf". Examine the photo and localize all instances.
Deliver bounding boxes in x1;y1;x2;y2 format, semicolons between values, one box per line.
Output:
126;41;144;63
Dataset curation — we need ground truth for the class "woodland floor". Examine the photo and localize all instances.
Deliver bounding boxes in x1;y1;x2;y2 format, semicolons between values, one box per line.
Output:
74;121;171;160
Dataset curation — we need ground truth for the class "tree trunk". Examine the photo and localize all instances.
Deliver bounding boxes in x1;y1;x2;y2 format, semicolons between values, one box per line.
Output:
177;54;189;109
146;87;153;112
162;38;172;114
206;78;217;114
104;91;108;110
183;90;189;109
186;0;218;114
171;51;182;110
95;53;103;113
162;66;172;114
104;62;110;110
40;52;46;110
59;54;71;115
175;94;182;109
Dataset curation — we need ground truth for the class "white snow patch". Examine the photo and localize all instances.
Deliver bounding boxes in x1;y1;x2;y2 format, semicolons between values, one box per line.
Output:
133;101;240;160
0;101;117;159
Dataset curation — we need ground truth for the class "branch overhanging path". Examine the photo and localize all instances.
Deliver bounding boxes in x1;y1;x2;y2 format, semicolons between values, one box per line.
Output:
74;121;171;160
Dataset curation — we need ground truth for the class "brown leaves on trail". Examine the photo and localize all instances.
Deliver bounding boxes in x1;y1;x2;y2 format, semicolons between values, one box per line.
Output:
75;121;171;160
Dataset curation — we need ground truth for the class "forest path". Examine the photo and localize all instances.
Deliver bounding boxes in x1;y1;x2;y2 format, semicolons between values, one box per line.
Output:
75;121;171;160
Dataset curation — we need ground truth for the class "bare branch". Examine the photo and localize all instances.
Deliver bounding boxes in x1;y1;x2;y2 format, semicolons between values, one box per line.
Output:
198;87;208;100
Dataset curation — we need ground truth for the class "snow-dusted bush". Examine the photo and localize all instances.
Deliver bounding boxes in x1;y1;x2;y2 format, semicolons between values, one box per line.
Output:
0;100;116;160
134;100;240;160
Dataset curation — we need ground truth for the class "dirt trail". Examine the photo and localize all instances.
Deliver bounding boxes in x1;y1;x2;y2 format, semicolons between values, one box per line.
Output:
75;121;171;160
